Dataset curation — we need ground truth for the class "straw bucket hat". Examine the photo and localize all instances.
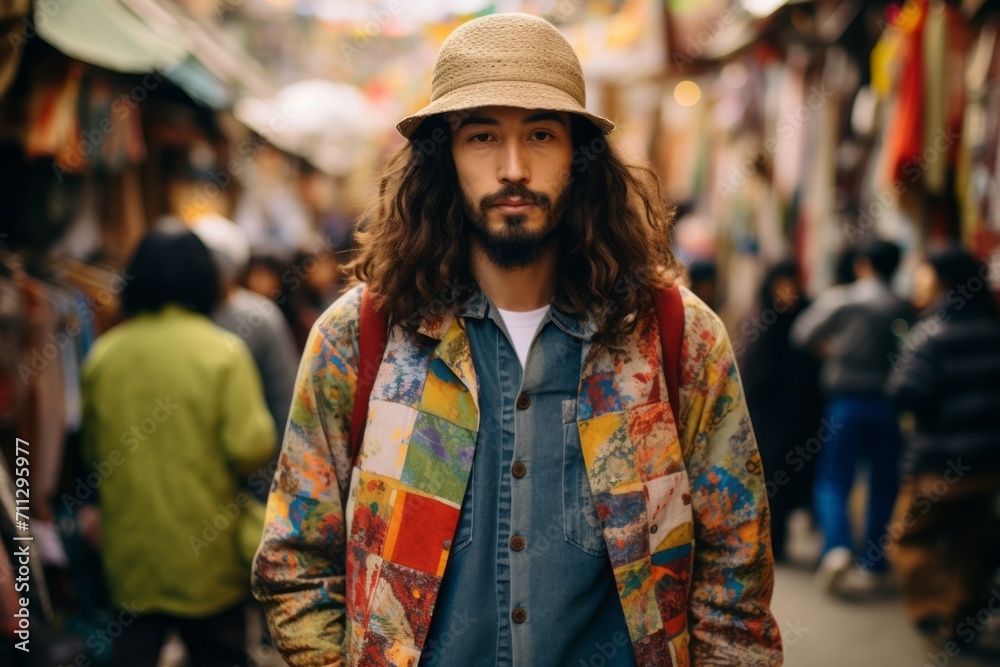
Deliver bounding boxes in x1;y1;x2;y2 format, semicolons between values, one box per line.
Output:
396;13;615;138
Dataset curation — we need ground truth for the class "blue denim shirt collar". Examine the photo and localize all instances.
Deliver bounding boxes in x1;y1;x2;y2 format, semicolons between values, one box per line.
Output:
456;289;597;341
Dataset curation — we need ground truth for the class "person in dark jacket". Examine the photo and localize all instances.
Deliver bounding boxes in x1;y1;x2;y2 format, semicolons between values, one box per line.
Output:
791;240;912;596
741;260;824;562
885;246;1000;648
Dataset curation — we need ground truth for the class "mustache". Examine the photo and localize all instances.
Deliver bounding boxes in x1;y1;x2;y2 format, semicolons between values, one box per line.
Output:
479;184;552;212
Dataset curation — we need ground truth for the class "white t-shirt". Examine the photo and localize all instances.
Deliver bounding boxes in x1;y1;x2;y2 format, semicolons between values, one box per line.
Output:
496;305;550;368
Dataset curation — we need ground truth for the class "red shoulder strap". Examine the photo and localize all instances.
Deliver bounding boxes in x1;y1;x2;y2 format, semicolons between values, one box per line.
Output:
350;287;388;468
654;284;684;421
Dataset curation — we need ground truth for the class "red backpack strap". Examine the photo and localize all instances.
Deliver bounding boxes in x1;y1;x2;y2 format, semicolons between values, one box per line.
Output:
654;284;685;421
349;286;388;468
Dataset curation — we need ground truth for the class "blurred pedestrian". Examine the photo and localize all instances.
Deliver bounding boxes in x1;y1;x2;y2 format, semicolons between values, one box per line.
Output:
833;246;857;286
687;259;719;311
234;143;313;255
741;260;824;562
245;252;287;304
283;236;345;351
885;246;1000;648
80;229;275;667
192;216;299;497
791;240;912;597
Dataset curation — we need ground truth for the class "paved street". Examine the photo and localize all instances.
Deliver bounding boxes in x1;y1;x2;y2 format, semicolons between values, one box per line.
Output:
772;512;1000;667
772;564;983;667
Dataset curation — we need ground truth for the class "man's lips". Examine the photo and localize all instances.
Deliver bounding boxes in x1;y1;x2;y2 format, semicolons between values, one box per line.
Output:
492;199;537;213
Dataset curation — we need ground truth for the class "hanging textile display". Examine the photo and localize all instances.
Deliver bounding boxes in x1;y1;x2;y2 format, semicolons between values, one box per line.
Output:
24;60;85;172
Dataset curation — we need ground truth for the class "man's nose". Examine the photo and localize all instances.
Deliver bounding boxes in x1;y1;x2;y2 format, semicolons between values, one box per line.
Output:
498;142;529;184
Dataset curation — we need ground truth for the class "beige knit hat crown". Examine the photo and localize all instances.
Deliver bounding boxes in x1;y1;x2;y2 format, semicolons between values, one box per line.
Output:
396;13;615;138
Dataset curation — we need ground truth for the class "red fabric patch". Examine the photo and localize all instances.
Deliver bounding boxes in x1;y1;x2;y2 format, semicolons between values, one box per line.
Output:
387;493;459;574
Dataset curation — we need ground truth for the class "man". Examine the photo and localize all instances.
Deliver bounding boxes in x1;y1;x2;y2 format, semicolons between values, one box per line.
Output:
791;240;911;598
253;13;781;666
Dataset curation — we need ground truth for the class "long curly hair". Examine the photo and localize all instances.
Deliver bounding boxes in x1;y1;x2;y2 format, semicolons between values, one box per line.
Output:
348;114;681;343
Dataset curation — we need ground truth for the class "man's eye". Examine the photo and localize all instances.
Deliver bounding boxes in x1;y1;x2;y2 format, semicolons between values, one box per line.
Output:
469;133;493;143
530;131;553;141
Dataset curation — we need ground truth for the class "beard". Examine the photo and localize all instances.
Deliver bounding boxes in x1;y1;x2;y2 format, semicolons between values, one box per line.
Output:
463;183;567;270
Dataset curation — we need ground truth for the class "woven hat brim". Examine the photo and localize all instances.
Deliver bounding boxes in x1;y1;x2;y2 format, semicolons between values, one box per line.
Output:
396;80;615;138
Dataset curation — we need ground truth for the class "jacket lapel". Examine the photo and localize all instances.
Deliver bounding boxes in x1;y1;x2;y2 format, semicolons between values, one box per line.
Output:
430;317;480;416
348;312;480;663
576;313;693;666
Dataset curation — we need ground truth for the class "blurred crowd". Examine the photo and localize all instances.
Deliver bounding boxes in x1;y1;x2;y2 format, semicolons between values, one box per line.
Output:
738;240;1000;658
0;195;353;666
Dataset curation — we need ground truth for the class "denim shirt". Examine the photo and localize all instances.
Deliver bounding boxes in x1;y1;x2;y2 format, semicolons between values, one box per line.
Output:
420;293;638;667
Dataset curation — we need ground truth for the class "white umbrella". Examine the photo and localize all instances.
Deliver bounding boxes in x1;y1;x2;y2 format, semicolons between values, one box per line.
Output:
235;79;377;175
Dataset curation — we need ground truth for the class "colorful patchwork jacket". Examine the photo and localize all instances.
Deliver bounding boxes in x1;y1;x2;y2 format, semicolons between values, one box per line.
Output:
252;283;783;667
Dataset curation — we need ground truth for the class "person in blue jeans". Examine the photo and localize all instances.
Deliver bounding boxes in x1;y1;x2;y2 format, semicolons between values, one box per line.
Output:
791;240;912;598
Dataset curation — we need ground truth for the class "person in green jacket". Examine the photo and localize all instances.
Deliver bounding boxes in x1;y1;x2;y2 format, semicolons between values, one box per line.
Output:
80;229;275;667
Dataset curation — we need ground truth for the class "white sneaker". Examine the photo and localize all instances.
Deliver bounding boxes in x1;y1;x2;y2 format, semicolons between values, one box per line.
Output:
815;546;853;595
837;565;895;600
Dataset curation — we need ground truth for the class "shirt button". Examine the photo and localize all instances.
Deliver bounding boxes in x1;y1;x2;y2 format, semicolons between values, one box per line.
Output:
511;608;527;623
649;524;658;534
509;535;525;551
511;461;527;478
516;393;531;410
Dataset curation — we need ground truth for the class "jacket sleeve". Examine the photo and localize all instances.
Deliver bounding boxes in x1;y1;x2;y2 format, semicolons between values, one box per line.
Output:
219;339;277;478
790;287;845;349
251;286;362;667
678;297;784;666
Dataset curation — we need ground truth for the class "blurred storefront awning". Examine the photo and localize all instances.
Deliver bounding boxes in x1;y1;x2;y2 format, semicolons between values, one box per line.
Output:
35;0;274;108
119;0;275;99
34;0;188;73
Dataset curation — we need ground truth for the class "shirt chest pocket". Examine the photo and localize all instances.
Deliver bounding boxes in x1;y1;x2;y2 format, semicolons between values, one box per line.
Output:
562;399;607;557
